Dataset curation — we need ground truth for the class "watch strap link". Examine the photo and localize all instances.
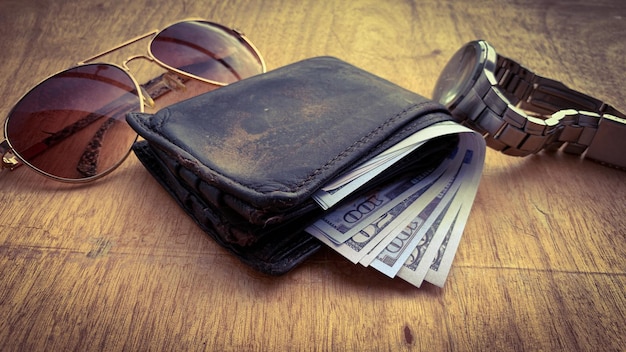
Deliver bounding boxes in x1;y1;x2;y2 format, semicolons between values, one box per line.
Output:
456;46;626;169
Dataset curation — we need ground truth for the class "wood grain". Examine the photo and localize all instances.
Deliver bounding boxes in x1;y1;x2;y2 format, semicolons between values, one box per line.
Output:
1;0;625;351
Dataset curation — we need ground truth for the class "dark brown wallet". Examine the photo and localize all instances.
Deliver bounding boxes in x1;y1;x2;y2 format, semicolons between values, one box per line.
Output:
126;57;458;275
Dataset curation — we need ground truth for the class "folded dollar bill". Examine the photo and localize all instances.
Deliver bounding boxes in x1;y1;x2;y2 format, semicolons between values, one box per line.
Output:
306;121;485;288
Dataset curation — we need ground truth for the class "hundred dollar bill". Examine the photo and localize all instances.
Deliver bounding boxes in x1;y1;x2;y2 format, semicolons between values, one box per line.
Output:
308;165;453;264
423;199;474;287
423;206;462;287
356;155;463;266
396;198;462;287
320;121;470;192
320;143;424;192
312;121;476;209
308;122;486;288
306;144;466;262
423;148;485;286
307;157;449;245
359;144;463;266
312;144;424;210
397;135;485;286
368;167;463;277
395;150;474;284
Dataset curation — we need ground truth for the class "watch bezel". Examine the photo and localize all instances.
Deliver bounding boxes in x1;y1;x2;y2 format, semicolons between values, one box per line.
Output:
433;40;497;111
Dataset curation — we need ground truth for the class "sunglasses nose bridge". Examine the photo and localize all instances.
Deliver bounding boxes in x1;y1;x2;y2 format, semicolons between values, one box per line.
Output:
122;54;154;71
120;54;159;108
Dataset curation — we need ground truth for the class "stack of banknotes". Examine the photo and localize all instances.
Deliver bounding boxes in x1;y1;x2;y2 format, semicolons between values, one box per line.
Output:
306;121;486;288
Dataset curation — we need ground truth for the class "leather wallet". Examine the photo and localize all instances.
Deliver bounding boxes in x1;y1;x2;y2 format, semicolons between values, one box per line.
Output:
126;56;459;275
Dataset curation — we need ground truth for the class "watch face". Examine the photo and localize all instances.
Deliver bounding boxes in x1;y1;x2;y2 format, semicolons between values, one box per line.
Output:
433;42;482;108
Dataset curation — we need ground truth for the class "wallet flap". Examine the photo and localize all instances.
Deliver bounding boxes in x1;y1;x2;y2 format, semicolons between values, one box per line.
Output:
127;56;451;209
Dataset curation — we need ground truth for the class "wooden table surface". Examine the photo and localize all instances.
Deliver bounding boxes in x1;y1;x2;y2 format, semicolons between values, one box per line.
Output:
1;0;625;351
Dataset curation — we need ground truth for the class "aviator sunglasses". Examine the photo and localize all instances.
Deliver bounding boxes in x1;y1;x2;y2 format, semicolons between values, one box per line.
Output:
0;19;266;182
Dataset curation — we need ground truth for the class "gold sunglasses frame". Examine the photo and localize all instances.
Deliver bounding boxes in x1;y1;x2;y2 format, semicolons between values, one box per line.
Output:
1;18;267;182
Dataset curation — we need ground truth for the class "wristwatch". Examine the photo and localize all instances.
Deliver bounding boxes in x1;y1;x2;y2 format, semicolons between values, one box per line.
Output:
432;40;626;170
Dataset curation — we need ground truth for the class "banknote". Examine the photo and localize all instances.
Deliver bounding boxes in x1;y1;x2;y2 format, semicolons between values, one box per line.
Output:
307;140;466;264
308;165;453;263
308;122;486;288
320;143;424;192
308;158;448;245
312;121;476;209
313;142;426;210
368;167;462;277
423;206;462;287
309;171;433;245
423;148;485;286
396;198;462;287
397;135;485;287
394;150;473;284
355;140;470;267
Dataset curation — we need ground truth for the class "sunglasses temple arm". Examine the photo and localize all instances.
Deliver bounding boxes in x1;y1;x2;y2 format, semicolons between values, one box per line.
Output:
76;118;116;177
139;71;189;105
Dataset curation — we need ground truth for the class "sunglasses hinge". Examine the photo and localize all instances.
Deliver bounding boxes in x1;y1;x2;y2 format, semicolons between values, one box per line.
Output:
0;141;20;171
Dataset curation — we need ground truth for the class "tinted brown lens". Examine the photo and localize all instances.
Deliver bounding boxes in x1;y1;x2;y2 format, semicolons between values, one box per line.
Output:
150;20;264;84
5;64;140;181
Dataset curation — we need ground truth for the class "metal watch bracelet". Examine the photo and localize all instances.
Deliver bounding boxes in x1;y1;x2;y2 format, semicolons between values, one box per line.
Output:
443;41;626;170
